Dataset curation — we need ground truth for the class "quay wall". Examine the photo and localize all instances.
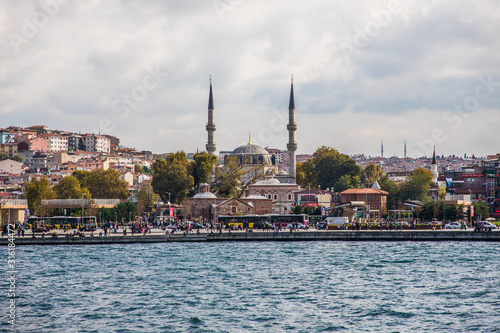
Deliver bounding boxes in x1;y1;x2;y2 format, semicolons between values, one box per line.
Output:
2;231;499;246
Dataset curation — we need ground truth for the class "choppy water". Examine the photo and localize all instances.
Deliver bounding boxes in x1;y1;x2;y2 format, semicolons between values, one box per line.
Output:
3;241;500;332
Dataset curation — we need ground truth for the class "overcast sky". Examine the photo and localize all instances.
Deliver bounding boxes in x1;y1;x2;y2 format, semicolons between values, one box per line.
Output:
1;0;499;158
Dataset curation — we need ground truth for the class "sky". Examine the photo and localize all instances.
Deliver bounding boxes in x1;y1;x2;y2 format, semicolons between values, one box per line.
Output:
1;0;499;158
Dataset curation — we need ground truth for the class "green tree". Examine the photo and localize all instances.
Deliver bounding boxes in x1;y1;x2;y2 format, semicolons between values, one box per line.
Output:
212;156;246;198
12;155;23;163
152;162;194;204
362;163;385;187
85;169;129;199
98;202;136;223
379;177;399;210
53;175;90;199
24;177;56;216
399;168;433;201
72;170;91;189
291;205;304;214
472;201;489;220
296;160;315;187
135;164;145;174
192;151;218;186
137;182;161;215
297;146;361;192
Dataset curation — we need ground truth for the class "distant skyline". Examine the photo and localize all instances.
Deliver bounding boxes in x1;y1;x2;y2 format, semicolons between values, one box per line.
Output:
1;1;499;157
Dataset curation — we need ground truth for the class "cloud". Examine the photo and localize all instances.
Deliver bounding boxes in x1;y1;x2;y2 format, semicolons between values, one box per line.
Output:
0;0;499;158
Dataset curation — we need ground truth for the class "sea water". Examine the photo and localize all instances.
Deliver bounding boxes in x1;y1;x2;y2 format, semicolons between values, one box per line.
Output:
5;241;500;332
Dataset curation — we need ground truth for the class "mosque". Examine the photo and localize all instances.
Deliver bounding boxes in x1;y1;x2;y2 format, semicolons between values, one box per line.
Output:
205;76;298;185
184;77;301;220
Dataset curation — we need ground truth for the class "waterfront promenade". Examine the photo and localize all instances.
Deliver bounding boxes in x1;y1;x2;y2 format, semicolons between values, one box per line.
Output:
2;228;499;245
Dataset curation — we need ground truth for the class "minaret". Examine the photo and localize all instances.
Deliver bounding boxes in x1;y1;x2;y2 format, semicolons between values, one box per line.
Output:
381;141;384;158
287;75;297;182
206;76;216;155
431;146;438;183
404;141;407;159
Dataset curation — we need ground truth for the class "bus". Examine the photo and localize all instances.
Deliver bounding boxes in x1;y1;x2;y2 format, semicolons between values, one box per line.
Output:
217;214;309;229
265;214;309;228
27;216;97;230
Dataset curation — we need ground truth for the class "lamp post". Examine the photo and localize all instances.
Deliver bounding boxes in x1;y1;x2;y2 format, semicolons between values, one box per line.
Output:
81;194;85;227
166;192;171;223
468;189;472;227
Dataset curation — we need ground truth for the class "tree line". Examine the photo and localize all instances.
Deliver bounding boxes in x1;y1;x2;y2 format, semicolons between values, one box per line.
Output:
25;169;129;216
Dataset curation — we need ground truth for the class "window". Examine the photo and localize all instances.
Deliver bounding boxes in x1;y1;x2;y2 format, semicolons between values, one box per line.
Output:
288;194;292;201
273;194;278;200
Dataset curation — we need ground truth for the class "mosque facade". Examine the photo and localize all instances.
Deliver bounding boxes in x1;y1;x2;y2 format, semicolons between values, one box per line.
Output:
206;76;297;184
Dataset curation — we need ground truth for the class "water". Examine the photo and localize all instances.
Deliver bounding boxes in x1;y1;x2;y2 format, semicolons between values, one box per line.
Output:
4;241;500;332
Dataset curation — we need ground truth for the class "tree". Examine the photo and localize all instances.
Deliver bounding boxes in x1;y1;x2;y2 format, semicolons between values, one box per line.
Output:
399;168;433;201
85;169;129;199
212;156;247;198
297;146;361;192
291;205;304;214
152;162;194;204
472;201;489;220
296;160;315;187
362;163;385;187
72;170;91;189
53;175;90;199
12;155;23;163
379;177;399;210
135;164;145;174
98;202;136;223
24;177;56;216
192;151;218;186
136;182;161;215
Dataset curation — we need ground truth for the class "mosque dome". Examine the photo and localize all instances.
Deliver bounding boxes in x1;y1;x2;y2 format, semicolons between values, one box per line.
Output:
231;144;269;155
243;194;268;200
193;192;217;199
254;178;281;185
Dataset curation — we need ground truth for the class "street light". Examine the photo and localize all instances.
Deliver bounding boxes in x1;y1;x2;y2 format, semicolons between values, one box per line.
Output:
166;192;171;223
81;194;85;227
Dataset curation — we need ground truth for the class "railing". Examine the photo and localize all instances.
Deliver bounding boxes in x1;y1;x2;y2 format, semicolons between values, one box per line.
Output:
41;199;121;206
0;199;28;207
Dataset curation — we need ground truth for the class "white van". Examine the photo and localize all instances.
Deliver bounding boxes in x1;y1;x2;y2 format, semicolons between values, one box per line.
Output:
323;217;349;225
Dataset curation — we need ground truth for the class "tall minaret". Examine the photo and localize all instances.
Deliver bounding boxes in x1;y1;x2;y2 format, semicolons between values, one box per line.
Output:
381;141;384;158
206;76;216;155
404;140;407;159
431;146;438;183
287;75;297;182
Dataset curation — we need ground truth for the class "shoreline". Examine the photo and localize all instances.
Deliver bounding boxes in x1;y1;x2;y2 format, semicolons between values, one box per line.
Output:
2;229;499;245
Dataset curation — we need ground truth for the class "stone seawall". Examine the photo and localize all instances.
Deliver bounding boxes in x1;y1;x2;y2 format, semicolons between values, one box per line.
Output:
2;230;499;245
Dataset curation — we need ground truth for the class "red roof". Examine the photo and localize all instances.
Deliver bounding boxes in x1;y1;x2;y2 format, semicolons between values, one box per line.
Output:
341;188;389;195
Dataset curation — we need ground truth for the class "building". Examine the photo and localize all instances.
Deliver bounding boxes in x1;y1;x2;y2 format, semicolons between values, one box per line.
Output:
0;143;18;158
224;136;278;184
340;188;389;219
246;178;300;214
184;183;274;220
294;188;332;209
205;77;297;184
42;134;69;152
82;134;111;153
0;160;22;175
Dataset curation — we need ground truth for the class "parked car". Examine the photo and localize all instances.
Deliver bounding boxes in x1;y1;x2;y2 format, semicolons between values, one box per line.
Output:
444;222;461;229
316;222;327;230
481;221;497;229
287;223;306;229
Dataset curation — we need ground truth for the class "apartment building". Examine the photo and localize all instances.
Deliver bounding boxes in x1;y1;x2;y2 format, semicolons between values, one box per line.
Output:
42;134;69;152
